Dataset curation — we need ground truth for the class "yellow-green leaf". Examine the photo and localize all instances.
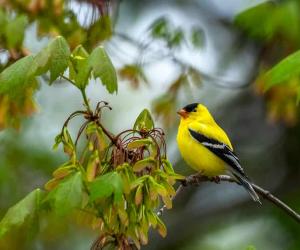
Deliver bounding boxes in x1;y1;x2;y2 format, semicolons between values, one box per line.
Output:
5;15;28;49
46;172;83;216
86;151;99;182
133;109;154;131
0;189;43;237
147;211;157;227
44;178;60;191
118;208;129;226
162;159;174;173
127;138;152;149
263;50;300;90
53;164;75;179
135;185;143;205
162;195;172;209
156;216;167;238
133;157;156;172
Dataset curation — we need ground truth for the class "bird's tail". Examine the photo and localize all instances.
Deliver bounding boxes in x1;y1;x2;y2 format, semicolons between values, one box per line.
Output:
233;173;261;204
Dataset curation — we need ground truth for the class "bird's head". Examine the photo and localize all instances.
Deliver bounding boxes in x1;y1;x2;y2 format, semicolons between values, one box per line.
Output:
177;103;213;123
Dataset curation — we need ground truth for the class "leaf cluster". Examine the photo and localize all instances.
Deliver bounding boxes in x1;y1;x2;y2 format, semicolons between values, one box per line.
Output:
0;9;28;51
0;0;113;51
150;17;205;49
0;36;117;129
0;106;184;249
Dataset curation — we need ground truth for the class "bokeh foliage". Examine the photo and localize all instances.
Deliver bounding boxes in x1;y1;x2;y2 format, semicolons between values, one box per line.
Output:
235;0;300;125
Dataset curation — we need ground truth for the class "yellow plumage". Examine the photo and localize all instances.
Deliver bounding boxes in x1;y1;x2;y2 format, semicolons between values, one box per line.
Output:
177;104;231;176
176;103;261;203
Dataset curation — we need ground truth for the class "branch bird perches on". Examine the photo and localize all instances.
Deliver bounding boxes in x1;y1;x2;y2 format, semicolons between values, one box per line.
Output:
157;173;300;224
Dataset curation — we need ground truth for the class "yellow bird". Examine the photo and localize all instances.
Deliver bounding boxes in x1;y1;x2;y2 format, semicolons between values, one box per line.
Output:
176;103;260;203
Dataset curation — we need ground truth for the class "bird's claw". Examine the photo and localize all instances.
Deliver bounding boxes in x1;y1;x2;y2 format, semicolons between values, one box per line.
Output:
211;176;221;184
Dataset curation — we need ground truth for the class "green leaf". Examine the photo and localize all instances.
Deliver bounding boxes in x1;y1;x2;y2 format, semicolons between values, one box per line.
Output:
162;159;175;173
234;2;275;41
130;176;148;189
148;180;158;201
162;195;172;209
235;1;300;43
127;138;153;149
49;36;70;82
169;28;184;47
150;17;170;39
69;45;91;89
133;157;156;172
263;50;300;90
0;55;36;95
147;211;157;227
46;172;83;215
33;36;70;83
148;176;167;197
53;133;62;150
0;189;43;237
5;15;28;48
89;46;117;93
87;16;112;46
59;127;76;158
89;172;123;203
133;109;154;131
191;27;205;48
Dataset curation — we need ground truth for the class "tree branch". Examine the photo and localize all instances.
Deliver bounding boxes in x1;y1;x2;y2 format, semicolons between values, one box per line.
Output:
157;174;300;224
96;120;116;144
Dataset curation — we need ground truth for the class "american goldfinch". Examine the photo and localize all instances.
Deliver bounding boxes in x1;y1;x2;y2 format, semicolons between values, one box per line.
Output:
176;103;261;203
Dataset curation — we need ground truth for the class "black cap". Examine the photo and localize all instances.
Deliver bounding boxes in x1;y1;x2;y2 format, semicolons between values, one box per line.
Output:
182;103;199;112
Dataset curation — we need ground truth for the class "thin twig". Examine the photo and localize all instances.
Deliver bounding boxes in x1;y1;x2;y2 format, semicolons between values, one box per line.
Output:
157;174;300;224
61;75;76;85
60;75;93;113
80;88;92;113
96;120;116;144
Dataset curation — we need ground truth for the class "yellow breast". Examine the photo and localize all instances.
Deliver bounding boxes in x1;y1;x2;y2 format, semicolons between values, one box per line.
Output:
176;122;227;177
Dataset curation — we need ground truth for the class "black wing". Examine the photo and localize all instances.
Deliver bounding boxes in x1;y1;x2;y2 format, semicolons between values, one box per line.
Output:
188;128;247;178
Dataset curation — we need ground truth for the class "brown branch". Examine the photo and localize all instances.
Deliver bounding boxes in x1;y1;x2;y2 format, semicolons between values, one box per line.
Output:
157;174;300;224
96;120;116;144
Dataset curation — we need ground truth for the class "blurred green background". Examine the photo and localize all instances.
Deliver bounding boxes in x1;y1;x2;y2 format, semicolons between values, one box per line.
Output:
1;0;300;249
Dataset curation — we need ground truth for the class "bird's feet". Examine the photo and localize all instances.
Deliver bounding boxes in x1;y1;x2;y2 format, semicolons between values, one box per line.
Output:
183;172;206;186
211;176;221;184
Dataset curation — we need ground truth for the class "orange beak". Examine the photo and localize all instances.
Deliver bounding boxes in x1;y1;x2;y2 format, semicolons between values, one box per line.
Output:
177;109;188;119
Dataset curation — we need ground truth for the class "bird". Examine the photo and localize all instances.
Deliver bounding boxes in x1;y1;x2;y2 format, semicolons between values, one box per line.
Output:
176;102;261;203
